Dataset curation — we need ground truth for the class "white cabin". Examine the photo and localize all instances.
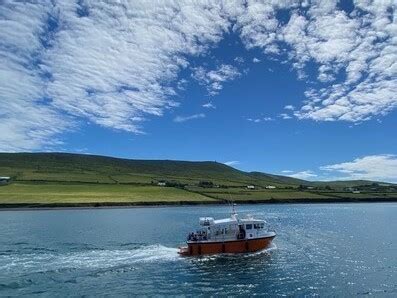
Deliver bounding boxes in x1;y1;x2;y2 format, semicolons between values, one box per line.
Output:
188;213;271;242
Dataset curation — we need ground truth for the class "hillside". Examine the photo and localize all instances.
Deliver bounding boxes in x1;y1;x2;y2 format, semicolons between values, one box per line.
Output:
0;152;297;187
0;152;389;186
0;152;396;207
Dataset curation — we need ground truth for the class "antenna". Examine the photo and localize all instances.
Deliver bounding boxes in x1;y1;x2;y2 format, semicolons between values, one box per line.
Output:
226;190;238;220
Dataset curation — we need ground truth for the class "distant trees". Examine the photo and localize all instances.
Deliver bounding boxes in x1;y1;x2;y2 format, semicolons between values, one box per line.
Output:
154;180;186;188
218;185;229;189
198;181;214;188
164;181;186;188
298;184;307;191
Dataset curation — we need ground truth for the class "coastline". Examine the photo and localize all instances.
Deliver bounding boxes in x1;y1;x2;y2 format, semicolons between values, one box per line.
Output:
1;197;396;211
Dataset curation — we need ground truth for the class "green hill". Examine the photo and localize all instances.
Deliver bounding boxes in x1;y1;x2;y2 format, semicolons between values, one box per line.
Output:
0;152;396;207
0;152;296;187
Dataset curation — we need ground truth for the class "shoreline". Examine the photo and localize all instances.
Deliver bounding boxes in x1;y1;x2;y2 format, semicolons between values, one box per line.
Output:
1;197;396;211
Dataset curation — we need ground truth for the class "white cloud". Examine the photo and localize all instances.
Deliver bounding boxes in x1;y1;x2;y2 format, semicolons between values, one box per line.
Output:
234;56;245;63
320;154;397;183
192;64;241;96
288;170;318;180
0;2;71;151
233;1;397;122
281;170;293;174
224;160;240;166
284;105;295;110
202;102;216;109
173;113;205;123
317;65;336;83
247;118;261;123
44;2;231;132
247;116;274;123
252;58;261;63
0;1;231;150
281;4;397;122
285;154;397;183
279;113;292;120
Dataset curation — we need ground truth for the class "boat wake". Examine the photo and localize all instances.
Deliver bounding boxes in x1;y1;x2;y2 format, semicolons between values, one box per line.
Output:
1;242;278;275
0;245;180;274
252;242;278;255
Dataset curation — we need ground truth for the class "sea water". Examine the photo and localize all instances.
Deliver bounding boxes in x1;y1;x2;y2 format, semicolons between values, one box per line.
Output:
0;203;396;296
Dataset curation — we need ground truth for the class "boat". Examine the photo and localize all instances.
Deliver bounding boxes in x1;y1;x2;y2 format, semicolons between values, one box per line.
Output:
179;207;276;256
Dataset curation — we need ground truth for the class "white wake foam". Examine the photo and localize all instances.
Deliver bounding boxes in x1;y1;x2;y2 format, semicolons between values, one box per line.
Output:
1;245;180;273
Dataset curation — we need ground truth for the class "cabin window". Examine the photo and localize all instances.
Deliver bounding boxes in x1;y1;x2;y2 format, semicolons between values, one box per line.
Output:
246;224;252;230
260;223;264;229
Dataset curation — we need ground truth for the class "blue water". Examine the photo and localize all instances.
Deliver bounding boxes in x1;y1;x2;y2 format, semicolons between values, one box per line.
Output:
0;203;396;296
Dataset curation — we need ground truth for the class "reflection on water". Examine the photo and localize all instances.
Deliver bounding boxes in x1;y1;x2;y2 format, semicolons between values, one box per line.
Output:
0;203;396;296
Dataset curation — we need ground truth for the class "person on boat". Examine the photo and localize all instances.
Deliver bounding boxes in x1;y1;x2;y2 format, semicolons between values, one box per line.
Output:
237;225;246;240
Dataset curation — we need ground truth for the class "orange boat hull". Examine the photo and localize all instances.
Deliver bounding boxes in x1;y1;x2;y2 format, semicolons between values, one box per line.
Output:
179;235;275;256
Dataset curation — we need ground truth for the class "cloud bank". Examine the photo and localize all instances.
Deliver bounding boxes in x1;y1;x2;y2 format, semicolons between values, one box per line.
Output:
284;154;397;183
288;170;318;180
1;1;396;150
321;154;397;183
224;160;240;166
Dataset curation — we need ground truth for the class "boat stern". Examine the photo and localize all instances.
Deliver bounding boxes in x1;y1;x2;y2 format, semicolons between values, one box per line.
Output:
178;246;189;256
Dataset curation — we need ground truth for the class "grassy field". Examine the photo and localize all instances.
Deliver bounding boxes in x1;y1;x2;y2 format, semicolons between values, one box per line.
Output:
0;183;214;204
321;191;397;200
201;190;333;201
0;183;395;207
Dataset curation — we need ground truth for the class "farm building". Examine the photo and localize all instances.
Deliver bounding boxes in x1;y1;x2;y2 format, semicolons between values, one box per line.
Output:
0;177;10;185
247;185;255;189
265;185;276;189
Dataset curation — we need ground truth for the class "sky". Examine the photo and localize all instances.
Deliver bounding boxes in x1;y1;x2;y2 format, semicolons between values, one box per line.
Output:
0;0;396;183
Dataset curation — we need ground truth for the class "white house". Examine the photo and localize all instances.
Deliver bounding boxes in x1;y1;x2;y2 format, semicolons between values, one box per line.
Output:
157;182;166;186
265;185;276;189
247;185;255;189
0;177;10;185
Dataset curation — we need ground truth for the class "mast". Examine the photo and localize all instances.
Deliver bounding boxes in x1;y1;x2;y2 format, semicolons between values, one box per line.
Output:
231;201;238;221
227;190;237;219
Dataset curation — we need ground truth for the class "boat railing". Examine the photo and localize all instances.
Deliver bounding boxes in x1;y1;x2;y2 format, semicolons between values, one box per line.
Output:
209;231;237;242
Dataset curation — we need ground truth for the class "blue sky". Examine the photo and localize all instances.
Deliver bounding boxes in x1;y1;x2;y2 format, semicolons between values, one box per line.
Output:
1;1;396;182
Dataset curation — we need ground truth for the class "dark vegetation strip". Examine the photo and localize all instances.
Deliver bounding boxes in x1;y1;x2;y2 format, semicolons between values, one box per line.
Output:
1;197;396;210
